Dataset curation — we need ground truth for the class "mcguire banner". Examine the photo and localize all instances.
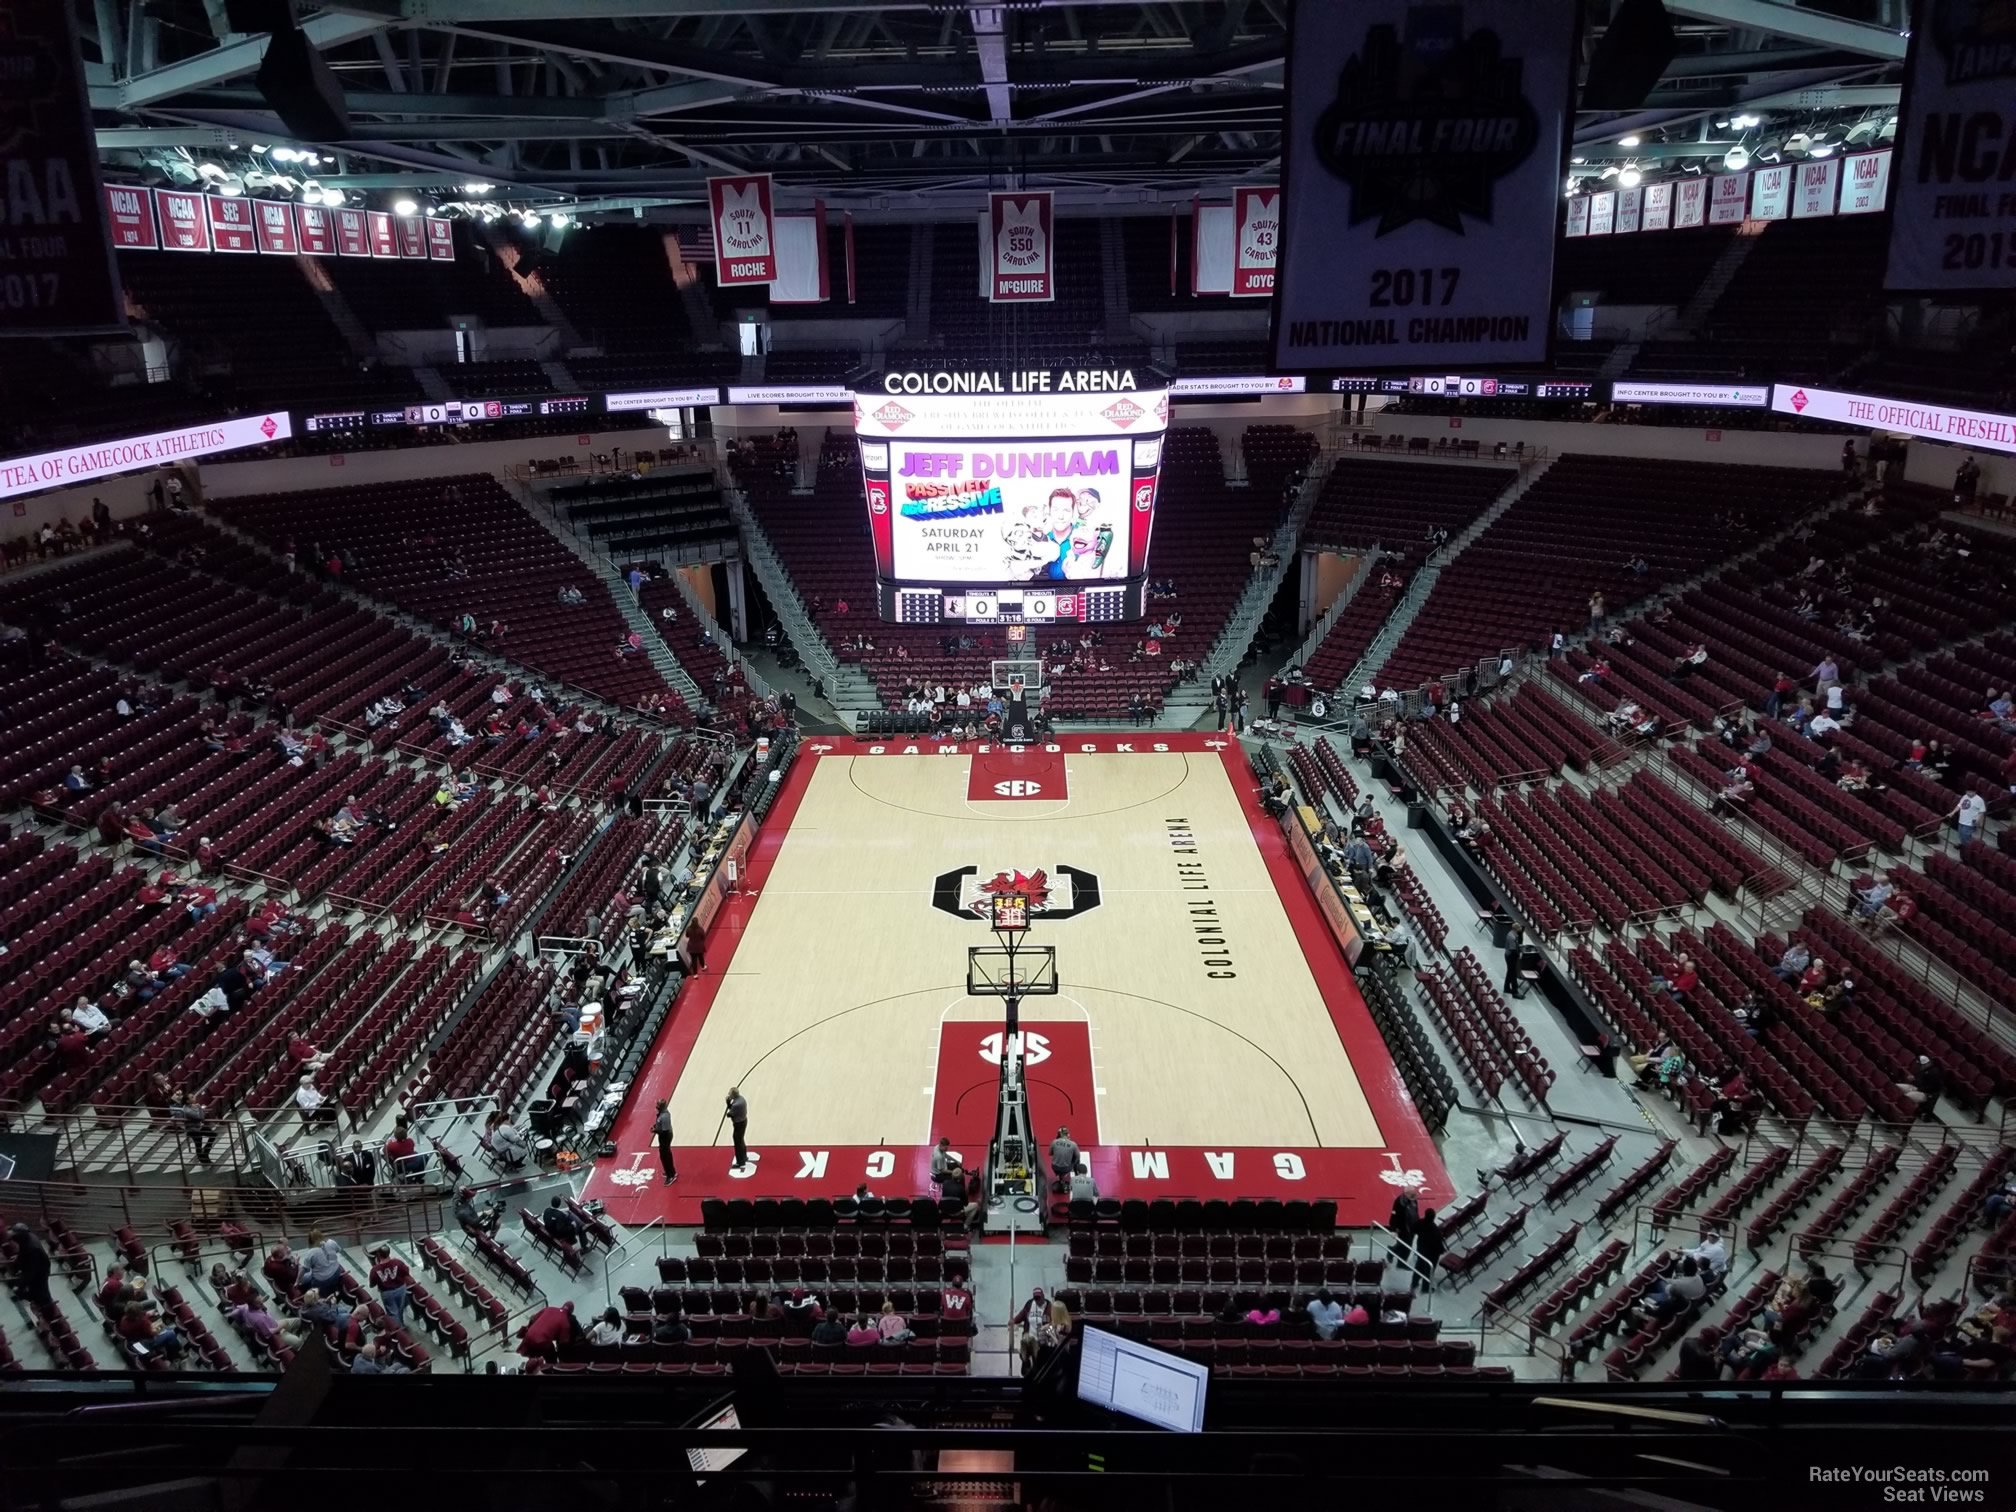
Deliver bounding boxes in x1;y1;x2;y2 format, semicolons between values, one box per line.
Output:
1273;0;1577;371
1887;2;2016;290
987;191;1055;302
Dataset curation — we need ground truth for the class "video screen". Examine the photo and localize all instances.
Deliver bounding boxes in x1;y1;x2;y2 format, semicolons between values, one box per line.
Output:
854;375;1169;603
1075;1326;1208;1433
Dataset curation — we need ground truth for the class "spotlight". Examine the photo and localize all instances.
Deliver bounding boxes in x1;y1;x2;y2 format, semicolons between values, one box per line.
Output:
394;198;419;216
218;176;245;196
1810;142;1834;157
461;182;494;195
1599;165;1620;179
1732;113;1762;129
197;162;226;179
1618;167;1642;188
521;211;542;226
1618;134;1641;147
1724;145;1750;171
271;147;299;163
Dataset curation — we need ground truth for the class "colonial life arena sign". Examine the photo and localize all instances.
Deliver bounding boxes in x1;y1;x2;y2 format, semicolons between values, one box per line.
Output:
874;368;1143;395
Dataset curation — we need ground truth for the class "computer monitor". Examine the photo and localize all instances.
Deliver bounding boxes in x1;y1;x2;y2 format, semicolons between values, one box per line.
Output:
684;1401;748;1477
1074;1326;1208;1433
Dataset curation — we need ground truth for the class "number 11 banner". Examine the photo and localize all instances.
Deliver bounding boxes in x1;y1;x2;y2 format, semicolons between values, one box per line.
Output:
1272;0;1576;371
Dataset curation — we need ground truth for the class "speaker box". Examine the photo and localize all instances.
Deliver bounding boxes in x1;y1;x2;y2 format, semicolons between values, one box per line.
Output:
1582;0;1677;111
256;26;352;141
224;0;293;31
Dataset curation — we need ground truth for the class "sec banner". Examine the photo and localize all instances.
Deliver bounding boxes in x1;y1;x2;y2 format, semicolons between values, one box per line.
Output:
708;173;778;285
1273;0;1576;371
1887;3;2016;290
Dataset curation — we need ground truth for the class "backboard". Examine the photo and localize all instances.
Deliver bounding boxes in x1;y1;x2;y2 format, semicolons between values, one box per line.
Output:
967;945;1058;997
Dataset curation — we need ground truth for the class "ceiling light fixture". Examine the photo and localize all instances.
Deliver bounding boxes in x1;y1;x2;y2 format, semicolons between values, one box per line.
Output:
394;198;419;216
1724;145;1750;171
1618;167;1642;188
1619;134;1641;147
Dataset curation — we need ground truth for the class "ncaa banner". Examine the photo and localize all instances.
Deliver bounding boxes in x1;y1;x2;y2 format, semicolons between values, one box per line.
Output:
296;204;336;256
988;191;1054;302
1232;186;1280;296
1792;160;1839;220
254;200;299;255
103;185;159;250
1673;176;1708;228
1749;164;1792;221
1274;0;1576;371
1839;150;1891;215
1888;4;2016;289
709;173;777;285
334;208;371;257
157;190;210;252
0;0;125;334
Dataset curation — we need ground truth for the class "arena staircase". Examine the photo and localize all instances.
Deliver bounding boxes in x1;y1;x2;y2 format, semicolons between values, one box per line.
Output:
1283;547;1388;673
722;486;849;709
1186;451;1338;700
1100;220;1133;341
476;221;589;353
294;257;378;364
1342;456;1556;694
539;358;582;393
664;562;775;702
510;485;709;712
1676;222;1769;335
412;364;455;403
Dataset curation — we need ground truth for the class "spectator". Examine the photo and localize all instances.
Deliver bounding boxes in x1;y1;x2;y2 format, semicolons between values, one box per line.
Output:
877;1299;915;1344
483;1111;531;1168
1774;942;1811;981
587;1307;625;1347
6;1224;56;1317
517;1301;581;1359
810;1310;848;1347
367;1245;413;1329
350;1341;410;1375
1048;1126;1079;1194
845;1314;880;1347
1847;879;1894;926
543;1195;586;1250
298;1232;344;1290
1640;1256;1707;1322
1897;1054;1945;1115
1685;1229;1728;1280
1306;1289;1345;1340
298;1288;353;1339
1952;789;1988;846
1677;1326;1724;1381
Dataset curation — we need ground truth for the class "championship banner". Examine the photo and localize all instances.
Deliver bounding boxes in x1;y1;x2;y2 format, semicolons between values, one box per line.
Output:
708;173;778;285
1888;5;2016;289
1642;181;1673;231
1791;160;1839;220
335;208;371;257
1673;176;1707;228
425;217;455;261
103;185;159;250
1839;150;1891;215
254;200;299;255
1615;184;1642;235
157;190;211;252
770;204;829;305
367;211;398;259
207;195;257;253
1231;186;1280;297
1749;164;1792;221
1191;202;1237;293
1273;0;1576;371
393;216;426;259
1588;190;1616;236
296;204;336;256
0;0;125;334
1708;171;1749;225
987;190;1055;302
1564;196;1590;238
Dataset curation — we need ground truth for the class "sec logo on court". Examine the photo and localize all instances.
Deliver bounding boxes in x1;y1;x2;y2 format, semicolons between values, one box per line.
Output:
992;779;1043;797
978;1031;1051;1067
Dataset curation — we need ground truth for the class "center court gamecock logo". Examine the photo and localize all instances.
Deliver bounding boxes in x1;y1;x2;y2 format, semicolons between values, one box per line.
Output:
932;865;1102;923
1313;15;1541;236
1102;398;1145;429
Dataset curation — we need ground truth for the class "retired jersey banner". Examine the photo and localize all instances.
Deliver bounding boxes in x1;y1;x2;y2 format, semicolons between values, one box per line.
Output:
988;191;1055;302
103;185;158;250
0;0;125;334
1274;0;1575;371
1232;186;1280;296
296;204;335;256
1889;6;2016;289
1792;160;1839;220
709;173;777;285
254;200;299;255
1839;150;1891;215
770;205;830;304
1192;203;1237;292
1674;176;1708;228
1749;164;1792;221
1642;181;1673;231
207;195;257;253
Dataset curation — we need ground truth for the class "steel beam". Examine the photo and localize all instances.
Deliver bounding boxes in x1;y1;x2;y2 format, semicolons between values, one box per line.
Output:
119;13;396;108
1661;0;1907;61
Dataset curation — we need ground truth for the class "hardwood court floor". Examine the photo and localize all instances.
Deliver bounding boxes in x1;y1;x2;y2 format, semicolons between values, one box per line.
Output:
663;742;1385;1152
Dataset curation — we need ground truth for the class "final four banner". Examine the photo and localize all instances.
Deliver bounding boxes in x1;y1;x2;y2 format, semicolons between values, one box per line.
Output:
1273;0;1577;371
1887;1;2016;291
707;173;778;286
987;191;1055;302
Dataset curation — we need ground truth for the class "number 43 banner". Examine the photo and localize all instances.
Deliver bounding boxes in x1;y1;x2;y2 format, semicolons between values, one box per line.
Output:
1272;0;1577;372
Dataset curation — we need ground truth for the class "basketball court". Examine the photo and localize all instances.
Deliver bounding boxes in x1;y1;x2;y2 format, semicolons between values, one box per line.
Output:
583;733;1448;1225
